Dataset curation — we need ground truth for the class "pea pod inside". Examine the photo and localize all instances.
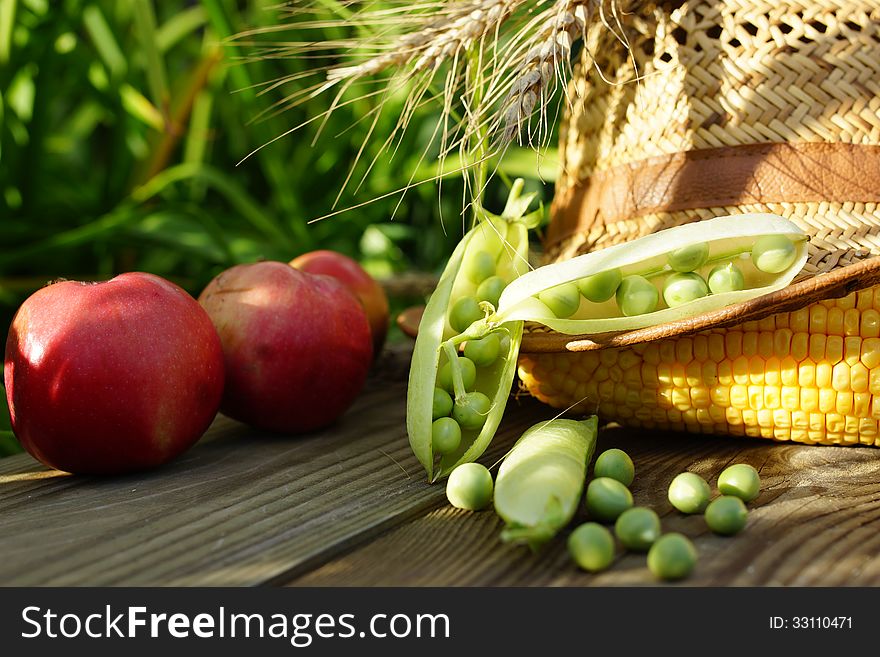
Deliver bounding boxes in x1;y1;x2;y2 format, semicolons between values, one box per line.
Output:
406;181;535;481
494;213;809;335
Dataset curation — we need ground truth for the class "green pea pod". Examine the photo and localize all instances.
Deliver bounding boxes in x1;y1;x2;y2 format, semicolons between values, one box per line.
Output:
407;182;534;482
494;213;808;334
495;416;598;550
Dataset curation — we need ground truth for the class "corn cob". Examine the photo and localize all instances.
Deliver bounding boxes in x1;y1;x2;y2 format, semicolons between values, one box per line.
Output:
518;287;880;446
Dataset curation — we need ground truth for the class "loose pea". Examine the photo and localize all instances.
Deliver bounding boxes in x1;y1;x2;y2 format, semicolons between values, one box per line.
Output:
593;448;634;486
463;250;496;284
647;533;697;581
432;387;453;419
568;522;615;573
476;275;507;308
668;472;711;514
585;477;633;522
707;262;745;294
537;282;581;318
431;417;462;454
446;462;494;510
717;463;761;502
705;495;748;535
751;234;797;273
437;356;476;393
615;275;659;316
663;272;709;307
577;269;622;303
668;242;709;272
449;296;484;333
452;391;492;430
614;507;661;551
464;334;501;367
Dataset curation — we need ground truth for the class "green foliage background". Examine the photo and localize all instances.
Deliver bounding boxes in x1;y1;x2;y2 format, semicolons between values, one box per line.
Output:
0;0;557;456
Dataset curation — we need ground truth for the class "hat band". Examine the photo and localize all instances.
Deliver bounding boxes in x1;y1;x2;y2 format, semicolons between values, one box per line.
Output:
548;142;880;250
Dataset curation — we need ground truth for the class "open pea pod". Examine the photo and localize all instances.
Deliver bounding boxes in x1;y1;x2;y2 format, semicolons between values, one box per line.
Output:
494;213;809;334
407;182;535;482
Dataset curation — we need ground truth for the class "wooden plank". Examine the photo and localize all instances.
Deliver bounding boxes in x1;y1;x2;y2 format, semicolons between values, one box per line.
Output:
288;426;880;586
0;346;546;586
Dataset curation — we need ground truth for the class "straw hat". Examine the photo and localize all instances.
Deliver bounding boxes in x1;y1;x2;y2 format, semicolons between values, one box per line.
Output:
516;0;880;445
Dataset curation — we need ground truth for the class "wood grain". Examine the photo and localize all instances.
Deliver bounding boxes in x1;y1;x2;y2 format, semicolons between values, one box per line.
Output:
289;427;880;586
0;347;545;586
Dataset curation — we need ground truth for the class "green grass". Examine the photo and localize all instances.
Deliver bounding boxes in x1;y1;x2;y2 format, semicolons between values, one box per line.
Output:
0;0;558;456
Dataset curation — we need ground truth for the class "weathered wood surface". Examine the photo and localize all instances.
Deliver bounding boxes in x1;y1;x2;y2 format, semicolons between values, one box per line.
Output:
2;345;879;586
0;348;544;586
290;426;880;586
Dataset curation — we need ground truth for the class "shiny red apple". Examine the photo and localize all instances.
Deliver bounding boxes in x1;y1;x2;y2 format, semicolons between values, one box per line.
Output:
3;272;225;474
290;250;389;355
198;261;373;433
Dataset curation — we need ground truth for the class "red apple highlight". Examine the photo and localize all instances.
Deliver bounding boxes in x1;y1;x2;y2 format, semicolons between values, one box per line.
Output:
4;272;225;474
290;250;390;354
198;261;373;433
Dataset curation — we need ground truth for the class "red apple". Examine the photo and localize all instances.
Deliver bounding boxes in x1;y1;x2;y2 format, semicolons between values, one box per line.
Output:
198;261;373;433
290;250;389;355
4;273;225;474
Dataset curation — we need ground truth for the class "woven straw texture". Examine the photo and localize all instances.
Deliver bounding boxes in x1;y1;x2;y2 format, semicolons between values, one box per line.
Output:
521;0;880;445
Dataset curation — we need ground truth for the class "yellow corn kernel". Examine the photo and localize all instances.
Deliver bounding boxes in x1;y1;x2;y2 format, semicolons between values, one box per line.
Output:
748;385;764;410
809;304;828;334
659;341;676;363
791;332;809;361
710;385;730;407
844;336;862;366
730;385;749;409
781;386;800;410
702;361;718;385
826;335;844;364
748;356;766;385
685;360;702;386
774;329;793;357
671;363;687;388
801;388;819;412
854;392;871;418
798;361;816;387
819;387;837;414
790;307;810;332
693;335;709;361
862;338;880;369
827;307;844;336
816;362;833;389
861;309;880;338
708;333;725;362
780;356;798;385
809;334;827;361
726;332;743;359
742;332;758;357
844;308;861;336
732;356;750;384
836;391;853;415
717;360;734;386
831;362;851;391
618;350;641;370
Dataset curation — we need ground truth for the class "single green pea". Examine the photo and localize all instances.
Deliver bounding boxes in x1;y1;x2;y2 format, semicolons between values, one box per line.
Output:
568;522;615;573
585;477;633;522
707;262;745;294
668;472;711;514
593;448;635;486
537;282;581;319
437;356;477;394
431;417;462;454
449;296;484;333
464;334;501;367
668;242;709;272
751;235;797;274
446;462;494;510
615;275;659;317
577;269;622;303
614;507;661;552
432;387;453;420
647;533;697;581
463;250;496;284
452;391;492;430
663;272;709;307
705;495;748;535
476;275;507;308
717;463;761;502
